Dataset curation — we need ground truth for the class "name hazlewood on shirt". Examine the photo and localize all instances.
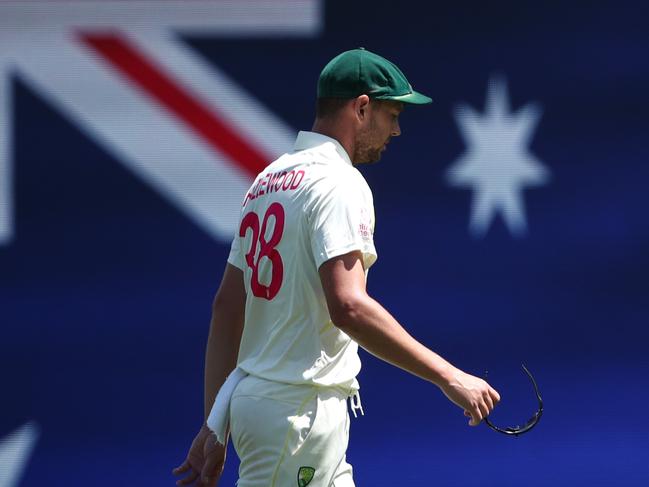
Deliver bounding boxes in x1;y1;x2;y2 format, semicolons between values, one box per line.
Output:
243;169;306;207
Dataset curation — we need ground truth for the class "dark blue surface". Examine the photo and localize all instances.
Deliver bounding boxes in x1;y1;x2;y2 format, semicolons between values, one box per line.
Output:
2;1;648;485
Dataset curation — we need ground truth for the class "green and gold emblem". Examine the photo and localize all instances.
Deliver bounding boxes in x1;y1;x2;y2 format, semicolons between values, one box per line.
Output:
297;466;315;487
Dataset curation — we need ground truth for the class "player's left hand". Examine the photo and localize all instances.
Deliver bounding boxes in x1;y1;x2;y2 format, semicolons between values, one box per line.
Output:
173;424;227;487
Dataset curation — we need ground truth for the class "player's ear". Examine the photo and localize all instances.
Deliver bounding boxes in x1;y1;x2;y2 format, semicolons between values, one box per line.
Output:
353;95;371;122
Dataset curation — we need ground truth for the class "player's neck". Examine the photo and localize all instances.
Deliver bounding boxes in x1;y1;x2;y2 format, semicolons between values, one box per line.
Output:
311;119;355;162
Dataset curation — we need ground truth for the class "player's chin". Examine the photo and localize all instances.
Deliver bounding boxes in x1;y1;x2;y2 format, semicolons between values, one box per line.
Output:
366;148;383;164
354;148;383;165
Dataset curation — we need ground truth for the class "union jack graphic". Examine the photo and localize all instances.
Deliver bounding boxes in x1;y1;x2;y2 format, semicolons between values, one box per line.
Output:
0;0;322;245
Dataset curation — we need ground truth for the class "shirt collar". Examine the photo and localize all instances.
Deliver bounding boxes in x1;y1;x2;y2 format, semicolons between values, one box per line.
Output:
293;131;353;166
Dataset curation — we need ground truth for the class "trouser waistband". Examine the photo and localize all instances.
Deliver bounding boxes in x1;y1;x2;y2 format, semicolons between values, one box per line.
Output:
207;368;365;444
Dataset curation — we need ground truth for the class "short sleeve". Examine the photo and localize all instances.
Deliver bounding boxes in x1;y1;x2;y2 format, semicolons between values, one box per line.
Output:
308;174;377;270
227;233;245;270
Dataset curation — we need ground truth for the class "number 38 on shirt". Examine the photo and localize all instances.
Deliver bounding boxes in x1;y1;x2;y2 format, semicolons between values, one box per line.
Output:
238;202;286;300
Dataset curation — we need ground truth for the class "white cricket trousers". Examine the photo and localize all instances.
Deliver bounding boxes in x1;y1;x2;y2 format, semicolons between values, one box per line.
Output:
229;374;355;487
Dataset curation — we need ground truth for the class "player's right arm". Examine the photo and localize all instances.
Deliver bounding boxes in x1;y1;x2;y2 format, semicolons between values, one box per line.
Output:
319;251;500;426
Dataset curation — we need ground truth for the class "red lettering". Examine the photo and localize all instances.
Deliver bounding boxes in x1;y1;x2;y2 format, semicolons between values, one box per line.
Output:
263;173;272;193
267;172;280;193
243;192;255;206
257;177;267;197
250;180;260;197
282;170;295;190
244;169;306;205
290;170;305;190
274;172;287;191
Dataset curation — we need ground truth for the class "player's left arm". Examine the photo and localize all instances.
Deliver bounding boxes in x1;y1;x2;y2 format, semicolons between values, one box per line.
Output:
202;263;246;420
174;263;246;487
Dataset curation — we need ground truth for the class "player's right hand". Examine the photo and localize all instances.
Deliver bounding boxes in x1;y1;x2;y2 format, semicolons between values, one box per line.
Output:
439;367;501;426
173;424;226;487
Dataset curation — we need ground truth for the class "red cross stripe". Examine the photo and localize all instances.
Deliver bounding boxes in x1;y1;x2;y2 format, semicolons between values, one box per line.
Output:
79;32;269;178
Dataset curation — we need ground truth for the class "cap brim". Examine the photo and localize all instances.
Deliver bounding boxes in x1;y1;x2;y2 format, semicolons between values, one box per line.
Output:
379;90;433;105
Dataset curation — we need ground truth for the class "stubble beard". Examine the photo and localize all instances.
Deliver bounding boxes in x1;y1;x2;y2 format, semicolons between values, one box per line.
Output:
353;124;383;165
354;145;382;165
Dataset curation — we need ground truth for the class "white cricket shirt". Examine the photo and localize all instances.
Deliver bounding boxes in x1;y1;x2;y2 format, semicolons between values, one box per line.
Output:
227;131;377;392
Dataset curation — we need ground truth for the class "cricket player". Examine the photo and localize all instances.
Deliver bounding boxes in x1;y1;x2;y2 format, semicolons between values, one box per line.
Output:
174;48;500;487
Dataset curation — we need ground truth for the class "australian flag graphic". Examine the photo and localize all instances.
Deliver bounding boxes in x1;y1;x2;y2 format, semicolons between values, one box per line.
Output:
1;1;647;485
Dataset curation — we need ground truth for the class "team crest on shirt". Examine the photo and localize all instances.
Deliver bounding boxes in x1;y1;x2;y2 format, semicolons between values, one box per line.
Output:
297;466;316;486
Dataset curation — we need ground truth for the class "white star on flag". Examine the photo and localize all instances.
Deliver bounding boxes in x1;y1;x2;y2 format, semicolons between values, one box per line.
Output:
0;422;38;487
447;76;550;238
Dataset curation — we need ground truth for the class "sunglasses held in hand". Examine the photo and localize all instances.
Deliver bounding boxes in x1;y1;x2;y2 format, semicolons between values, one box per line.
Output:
484;364;543;437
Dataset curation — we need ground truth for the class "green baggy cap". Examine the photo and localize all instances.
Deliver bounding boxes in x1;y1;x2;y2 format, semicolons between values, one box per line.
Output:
317;48;432;105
